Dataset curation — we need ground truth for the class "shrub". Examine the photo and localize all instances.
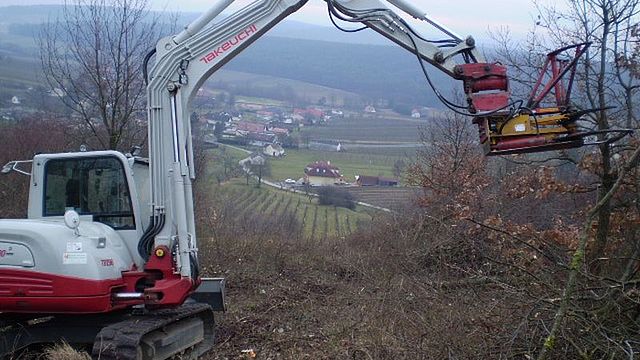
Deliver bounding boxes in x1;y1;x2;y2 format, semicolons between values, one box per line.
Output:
316;186;356;209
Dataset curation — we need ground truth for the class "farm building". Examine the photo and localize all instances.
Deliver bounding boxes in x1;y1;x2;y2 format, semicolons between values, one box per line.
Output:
304;161;345;186
236;121;267;134
355;175;399;187
263;143;285;157
364;105;376;113
294;108;324;118
245;132;276;147
268;126;289;136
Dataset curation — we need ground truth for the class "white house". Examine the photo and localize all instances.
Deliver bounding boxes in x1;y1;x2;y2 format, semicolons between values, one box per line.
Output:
263;143;285;157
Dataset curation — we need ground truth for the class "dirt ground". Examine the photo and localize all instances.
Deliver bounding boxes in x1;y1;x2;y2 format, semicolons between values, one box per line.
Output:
197;224;523;360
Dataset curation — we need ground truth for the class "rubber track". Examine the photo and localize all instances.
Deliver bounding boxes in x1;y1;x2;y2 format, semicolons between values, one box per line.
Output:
91;303;214;360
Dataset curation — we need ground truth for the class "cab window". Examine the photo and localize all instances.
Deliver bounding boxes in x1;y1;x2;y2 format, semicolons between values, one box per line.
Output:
44;157;135;230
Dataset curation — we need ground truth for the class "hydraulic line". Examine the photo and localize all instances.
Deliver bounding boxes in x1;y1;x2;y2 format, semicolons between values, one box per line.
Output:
143;48;157;86
137;215;156;260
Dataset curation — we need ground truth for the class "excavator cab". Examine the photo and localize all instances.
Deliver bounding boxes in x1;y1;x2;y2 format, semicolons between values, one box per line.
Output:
42;156;136;230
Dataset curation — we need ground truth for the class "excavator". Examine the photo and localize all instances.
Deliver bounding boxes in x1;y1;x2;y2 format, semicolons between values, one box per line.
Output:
0;0;630;358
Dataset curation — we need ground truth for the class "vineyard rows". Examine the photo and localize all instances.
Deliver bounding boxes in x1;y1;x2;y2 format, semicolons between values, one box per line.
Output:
219;182;372;240
346;186;419;210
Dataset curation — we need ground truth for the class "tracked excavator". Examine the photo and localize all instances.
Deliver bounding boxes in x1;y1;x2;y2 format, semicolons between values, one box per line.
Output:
0;0;631;358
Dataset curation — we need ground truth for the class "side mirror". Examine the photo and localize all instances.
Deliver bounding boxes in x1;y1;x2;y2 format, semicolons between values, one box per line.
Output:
64;210;81;235
1;162;15;174
0;160;32;176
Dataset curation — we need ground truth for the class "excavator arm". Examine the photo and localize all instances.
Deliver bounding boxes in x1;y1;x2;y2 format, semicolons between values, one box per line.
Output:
143;0;510;288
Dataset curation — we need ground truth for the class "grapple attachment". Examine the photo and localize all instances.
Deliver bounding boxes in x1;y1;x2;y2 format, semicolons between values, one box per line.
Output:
459;42;631;155
473;107;582;155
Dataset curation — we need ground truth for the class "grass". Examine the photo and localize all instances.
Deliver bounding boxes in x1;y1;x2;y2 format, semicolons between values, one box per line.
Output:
195;194;526;359
340;146;420;157
267;148;401;183
204;146;247;163
345;186;418;210
42;342;90;360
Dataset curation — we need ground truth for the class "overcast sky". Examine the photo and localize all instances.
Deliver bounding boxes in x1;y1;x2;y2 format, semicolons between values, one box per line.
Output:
0;0;560;40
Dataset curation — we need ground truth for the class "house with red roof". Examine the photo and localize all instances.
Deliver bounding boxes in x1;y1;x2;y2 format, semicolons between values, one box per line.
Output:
304;161;345;186
236;121;267;135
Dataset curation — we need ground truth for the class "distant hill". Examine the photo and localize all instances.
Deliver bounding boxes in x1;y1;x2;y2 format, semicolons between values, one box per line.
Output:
0;5;459;108
224;36;454;108
0;5;63;24
0;5;388;45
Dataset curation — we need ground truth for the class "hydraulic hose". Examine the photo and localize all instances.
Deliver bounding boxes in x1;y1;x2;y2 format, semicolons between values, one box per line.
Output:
137;215;156;260
143;48;157;86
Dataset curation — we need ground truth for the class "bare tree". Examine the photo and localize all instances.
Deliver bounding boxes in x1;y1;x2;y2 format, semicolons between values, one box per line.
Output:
409;110;485;204
491;1;640;357
0;116;70;218
39;0;160;151
495;0;640;261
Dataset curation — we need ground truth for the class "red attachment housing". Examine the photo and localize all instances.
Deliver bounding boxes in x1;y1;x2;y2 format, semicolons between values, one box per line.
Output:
457;63;510;113
493;136;549;151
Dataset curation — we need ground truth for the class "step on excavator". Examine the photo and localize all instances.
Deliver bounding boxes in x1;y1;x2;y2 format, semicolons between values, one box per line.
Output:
0;0;631;358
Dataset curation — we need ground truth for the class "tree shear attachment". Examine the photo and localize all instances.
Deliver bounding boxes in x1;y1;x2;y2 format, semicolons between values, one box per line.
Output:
469;42;633;155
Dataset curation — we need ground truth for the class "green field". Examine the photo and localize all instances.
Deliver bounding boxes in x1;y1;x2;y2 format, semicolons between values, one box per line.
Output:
235;95;288;107
267;148;402;183
214;179;373;239
204;146;247;164
301;116;424;143
0;57;41;86
338;146;419;157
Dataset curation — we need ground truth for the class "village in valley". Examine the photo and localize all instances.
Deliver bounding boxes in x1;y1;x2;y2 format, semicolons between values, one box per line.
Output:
181;83;427;238
192;87;430;186
199;103;403;187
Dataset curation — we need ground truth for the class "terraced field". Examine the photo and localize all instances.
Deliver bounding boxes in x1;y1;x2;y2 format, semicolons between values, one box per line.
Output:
345;186;420;210
216;180;373;240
